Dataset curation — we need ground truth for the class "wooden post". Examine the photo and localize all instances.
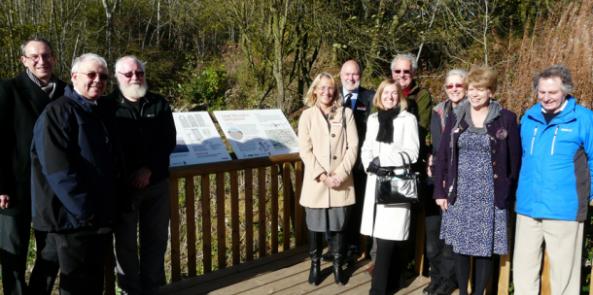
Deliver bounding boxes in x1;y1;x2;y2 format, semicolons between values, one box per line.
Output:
201;175;212;273
185;176;197;277
230;170;240;266
271;165;279;254
169;177;181;281
497;255;511;295
245;169;254;261
216;173;226;269
258;167;267;258
541;252;551;295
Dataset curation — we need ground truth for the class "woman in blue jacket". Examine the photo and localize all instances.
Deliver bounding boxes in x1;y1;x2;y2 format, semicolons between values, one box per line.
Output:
433;66;521;295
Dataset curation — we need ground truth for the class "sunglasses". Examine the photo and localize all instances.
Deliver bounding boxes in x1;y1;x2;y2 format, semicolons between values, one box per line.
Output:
392;69;411;75
79;72;109;81
445;83;464;89
118;71;145;78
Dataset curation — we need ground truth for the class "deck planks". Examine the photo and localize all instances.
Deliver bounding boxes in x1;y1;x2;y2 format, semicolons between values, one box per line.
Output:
161;246;459;295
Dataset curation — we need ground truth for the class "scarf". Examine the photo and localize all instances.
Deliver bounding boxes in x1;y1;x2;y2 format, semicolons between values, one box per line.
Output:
26;68;57;98
376;106;400;143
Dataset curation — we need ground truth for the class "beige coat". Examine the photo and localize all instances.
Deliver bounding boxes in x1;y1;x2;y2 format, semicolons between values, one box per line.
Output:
298;106;359;208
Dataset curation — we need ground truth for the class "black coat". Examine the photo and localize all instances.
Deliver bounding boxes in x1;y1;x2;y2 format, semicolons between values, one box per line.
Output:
102;90;176;186
0;72;66;216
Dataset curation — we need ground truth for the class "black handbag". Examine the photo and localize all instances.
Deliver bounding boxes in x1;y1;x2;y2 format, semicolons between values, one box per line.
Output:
375;152;419;204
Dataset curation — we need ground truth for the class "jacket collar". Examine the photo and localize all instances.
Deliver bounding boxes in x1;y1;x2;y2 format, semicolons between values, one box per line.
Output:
65;85;98;112
526;96;577;125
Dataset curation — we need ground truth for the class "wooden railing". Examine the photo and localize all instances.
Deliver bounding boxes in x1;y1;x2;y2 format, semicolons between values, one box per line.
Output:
166;153;306;282
102;152;592;294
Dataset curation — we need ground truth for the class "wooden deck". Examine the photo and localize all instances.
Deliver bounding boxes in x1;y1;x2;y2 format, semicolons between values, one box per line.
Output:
160;246;455;295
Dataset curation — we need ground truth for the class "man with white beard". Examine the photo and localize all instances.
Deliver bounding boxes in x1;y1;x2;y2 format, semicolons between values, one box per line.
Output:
105;55;176;295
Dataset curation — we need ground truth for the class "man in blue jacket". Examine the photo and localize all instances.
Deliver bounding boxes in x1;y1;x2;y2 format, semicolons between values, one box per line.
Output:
30;53;114;295
513;64;593;294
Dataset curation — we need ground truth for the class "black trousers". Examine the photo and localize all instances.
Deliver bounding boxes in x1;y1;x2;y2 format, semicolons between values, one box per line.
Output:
425;215;456;287
370;238;406;295
344;169;367;254
0;214;30;295
455;253;493;295
29;229;111;295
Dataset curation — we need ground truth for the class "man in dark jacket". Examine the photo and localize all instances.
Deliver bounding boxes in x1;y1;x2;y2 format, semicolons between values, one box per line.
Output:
106;55;176;295
30;53;114;295
339;60;375;264
0;37;66;295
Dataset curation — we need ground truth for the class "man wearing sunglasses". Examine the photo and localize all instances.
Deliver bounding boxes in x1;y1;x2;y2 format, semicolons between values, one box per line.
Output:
0;37;67;295
30;53;115;294
104;55;176;295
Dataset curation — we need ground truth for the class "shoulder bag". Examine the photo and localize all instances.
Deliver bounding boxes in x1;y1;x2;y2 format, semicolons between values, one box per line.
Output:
375;152;419;204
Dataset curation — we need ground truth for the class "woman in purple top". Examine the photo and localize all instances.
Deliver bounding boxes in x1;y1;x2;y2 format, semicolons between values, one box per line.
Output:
432;66;521;295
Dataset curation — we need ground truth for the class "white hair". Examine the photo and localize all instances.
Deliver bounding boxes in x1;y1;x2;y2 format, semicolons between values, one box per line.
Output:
115;55;146;73
71;53;108;74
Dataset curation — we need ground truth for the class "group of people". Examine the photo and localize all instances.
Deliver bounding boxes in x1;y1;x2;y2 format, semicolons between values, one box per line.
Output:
297;54;593;295
0;38;176;295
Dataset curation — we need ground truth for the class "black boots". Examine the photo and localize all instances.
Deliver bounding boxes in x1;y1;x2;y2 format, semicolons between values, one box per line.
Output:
308;231;345;285
331;232;345;285
308;231;322;285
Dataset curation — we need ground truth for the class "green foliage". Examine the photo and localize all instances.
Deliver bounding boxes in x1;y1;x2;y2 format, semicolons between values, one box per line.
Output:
176;61;229;110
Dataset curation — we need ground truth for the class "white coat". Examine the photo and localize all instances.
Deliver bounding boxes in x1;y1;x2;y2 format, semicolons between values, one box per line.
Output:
359;110;419;241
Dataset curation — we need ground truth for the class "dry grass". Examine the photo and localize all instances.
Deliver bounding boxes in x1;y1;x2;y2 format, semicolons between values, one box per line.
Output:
497;0;593;115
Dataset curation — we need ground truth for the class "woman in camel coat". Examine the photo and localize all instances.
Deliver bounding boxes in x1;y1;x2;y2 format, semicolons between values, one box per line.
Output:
298;72;358;286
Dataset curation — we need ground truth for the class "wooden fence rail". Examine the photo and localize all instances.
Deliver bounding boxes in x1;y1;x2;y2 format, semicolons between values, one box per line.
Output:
102;153;591;295
167;153;306;282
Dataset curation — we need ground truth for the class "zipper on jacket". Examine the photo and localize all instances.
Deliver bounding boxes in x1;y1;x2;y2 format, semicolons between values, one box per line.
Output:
550;126;559;155
529;127;538;155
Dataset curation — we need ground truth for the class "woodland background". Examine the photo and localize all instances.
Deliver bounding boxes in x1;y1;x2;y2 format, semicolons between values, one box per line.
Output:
2;0;592;117
2;0;593;292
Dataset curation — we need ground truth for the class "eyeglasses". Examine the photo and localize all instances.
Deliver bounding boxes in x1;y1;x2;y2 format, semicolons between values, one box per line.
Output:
392;69;411;75
79;72;109;81
24;54;53;62
445;83;464;89
118;71;145;78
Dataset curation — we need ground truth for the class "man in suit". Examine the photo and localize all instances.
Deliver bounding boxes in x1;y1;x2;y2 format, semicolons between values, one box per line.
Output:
0;37;66;295
106;55;176;295
339;60;374;264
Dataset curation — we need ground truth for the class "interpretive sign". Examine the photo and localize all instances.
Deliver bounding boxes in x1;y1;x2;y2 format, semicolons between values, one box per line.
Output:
170;112;231;166
213;109;299;159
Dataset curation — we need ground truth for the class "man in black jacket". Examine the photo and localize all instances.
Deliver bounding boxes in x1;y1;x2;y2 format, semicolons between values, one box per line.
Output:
106;56;176;295
339;60;374;264
30;53;114;295
0;37;66;295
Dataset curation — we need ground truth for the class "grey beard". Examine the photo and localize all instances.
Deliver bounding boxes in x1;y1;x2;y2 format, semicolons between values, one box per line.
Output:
120;82;148;100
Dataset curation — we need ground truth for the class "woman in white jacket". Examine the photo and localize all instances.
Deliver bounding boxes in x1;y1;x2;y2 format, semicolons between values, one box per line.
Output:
359;79;419;295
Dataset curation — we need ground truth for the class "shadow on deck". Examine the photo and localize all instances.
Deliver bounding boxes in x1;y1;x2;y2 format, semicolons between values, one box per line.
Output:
160;246;437;295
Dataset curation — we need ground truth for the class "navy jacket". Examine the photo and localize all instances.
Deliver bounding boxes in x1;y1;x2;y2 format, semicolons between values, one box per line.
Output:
432;108;522;209
31;86;115;232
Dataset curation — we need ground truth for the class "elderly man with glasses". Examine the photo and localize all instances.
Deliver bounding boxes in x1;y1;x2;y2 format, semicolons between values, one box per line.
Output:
0;37;67;295
103;55;176;295
30;52;115;295
389;53;435;289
